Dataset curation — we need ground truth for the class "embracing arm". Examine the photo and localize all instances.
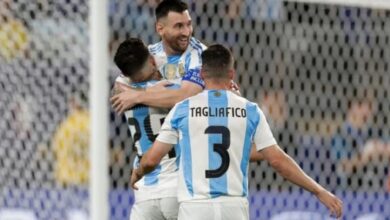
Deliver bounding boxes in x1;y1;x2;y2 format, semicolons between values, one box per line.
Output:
139;81;202;108
111;80;202;113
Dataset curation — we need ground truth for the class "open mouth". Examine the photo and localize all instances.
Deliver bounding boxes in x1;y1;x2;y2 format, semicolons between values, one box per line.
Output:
178;38;189;45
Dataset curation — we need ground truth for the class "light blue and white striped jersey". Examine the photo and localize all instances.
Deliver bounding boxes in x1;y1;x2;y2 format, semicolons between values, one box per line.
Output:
157;90;277;202
148;37;207;88
124;80;181;202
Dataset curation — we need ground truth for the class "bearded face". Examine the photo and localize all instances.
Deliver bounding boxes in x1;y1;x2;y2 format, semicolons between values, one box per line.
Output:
157;10;193;55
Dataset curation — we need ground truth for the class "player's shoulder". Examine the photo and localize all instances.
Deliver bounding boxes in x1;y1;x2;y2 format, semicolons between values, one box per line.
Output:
227;91;263;111
176;90;213;109
172;90;206;110
115;74;131;85
189;37;207;51
148;41;163;55
174;96;191;108
168;97;191;120
227;91;252;104
131;79;160;89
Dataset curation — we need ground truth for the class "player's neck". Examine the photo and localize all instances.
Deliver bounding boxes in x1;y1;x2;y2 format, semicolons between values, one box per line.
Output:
132;70;161;83
152;70;162;81
162;41;185;56
204;79;230;90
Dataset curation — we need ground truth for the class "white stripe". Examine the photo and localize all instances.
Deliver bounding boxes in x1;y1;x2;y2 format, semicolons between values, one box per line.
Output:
188;95;210;199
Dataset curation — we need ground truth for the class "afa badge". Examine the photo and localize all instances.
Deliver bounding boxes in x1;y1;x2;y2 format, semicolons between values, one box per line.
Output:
165;64;177;80
178;63;185;77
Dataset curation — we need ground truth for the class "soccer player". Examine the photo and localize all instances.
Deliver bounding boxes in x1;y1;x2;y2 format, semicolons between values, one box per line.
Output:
130;44;343;220
114;38;180;220
111;0;207;112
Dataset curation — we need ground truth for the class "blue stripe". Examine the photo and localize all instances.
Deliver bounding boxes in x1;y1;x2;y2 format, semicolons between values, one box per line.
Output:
132;106;150;154
195;46;203;65
190;38;203;62
190;37;203;51
182;68;205;89
149;43;159;53
240;103;259;196
157;42;163;53
171;100;193;196
144;165;161;185
149;42;162;53
174;143;181;169
207;90;228;198
132;104;162;185
131;81;167;186
149;47;156;53
133;156;139;168
168;55;181;64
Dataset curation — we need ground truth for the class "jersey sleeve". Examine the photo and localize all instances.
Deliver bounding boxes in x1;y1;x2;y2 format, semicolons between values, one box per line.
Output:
182;68;205;88
182;40;205;88
156;104;180;145
253;106;277;151
115;74;131;85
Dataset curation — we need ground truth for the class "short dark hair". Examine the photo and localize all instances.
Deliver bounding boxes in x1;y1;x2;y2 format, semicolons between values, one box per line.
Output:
201;44;233;78
155;0;188;21
114;38;149;78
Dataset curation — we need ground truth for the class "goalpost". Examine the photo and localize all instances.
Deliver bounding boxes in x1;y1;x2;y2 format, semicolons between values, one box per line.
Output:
89;0;109;220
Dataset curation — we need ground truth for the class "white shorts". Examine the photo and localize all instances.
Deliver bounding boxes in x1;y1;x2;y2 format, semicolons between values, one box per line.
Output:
178;197;249;220
129;197;179;220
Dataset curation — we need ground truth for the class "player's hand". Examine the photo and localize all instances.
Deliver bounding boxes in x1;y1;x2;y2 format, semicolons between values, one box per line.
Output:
130;169;143;190
315;189;343;218
110;89;142;114
111;82;132;97
146;80;172;92
229;80;241;96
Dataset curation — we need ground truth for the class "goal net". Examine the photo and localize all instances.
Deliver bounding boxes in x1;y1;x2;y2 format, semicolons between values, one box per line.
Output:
1;0;389;219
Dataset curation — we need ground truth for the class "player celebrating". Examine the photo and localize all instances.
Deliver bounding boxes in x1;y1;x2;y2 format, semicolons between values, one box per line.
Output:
114;38;180;220
111;0;208;112
130;44;343;220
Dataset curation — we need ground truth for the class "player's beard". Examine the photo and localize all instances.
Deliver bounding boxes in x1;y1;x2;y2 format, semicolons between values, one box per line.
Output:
166;34;189;54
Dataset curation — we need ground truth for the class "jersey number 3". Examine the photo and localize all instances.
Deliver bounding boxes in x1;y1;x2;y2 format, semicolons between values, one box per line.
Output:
205;126;230;178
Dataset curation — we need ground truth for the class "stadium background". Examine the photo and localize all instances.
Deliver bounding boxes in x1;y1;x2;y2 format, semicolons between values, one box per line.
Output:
0;0;389;219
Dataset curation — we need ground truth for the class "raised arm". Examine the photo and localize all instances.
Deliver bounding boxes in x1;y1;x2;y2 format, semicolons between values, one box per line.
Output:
111;80;202;114
260;144;343;218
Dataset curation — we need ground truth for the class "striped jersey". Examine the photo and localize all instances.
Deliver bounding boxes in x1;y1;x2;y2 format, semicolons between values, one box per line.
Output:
148;37;207;88
156;90;277;202
124;80;180;202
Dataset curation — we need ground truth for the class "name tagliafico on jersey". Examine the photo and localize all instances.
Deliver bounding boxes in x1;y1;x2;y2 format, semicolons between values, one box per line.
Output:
190;107;247;118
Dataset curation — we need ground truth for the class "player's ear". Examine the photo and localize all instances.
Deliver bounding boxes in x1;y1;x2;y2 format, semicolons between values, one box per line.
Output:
156;21;164;36
228;69;235;80
149;56;156;67
200;68;206;81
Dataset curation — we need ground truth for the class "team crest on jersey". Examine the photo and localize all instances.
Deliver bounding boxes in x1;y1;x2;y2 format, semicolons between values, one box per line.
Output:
214;91;221;97
178;63;185;77
165;64;177;80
